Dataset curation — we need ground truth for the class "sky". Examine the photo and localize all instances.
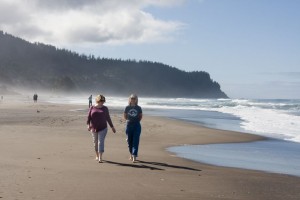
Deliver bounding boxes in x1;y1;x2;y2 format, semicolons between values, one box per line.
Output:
0;0;299;99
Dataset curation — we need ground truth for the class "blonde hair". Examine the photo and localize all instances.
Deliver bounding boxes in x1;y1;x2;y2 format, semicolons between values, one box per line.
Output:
128;94;138;105
95;94;106;103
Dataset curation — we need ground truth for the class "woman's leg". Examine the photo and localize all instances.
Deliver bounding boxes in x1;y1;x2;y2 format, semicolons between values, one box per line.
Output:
127;130;133;161
98;128;108;162
91;132;99;160
132;123;141;161
126;125;134;156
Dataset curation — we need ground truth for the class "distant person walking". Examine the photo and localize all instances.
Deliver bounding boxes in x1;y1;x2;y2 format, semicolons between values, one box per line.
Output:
88;95;92;108
87;94;116;163
33;93;38;103
124;94;143;163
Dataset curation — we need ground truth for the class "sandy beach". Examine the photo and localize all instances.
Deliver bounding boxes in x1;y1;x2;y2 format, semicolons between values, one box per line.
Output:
0;101;299;200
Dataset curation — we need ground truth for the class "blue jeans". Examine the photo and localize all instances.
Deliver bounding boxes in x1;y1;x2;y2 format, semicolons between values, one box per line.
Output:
126;122;141;156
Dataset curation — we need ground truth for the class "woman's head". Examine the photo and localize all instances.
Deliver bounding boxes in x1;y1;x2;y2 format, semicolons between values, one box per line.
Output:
128;94;138;105
95;94;106;103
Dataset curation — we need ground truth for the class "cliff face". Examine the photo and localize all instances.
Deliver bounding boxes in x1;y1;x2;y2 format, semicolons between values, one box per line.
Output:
0;31;228;98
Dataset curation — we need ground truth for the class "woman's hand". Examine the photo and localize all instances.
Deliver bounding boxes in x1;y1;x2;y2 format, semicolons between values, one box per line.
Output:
111;127;116;133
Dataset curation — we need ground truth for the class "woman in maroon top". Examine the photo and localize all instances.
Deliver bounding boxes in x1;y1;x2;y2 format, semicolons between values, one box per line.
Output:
87;94;116;163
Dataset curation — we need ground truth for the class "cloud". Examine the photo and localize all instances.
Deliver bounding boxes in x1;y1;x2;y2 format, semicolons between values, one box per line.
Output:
279;72;300;78
0;0;185;47
261;71;300;79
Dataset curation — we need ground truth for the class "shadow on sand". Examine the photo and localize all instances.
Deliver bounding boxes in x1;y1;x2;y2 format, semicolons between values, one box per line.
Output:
104;160;201;172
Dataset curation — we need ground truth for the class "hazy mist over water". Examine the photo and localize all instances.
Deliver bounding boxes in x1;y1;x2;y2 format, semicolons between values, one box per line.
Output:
39;95;300;143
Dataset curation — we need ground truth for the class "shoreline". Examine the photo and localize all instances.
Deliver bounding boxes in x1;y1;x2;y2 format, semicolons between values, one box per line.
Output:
0;102;299;199
167;138;300;177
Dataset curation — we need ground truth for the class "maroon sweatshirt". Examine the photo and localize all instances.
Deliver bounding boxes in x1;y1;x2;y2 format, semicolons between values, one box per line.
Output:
87;106;114;132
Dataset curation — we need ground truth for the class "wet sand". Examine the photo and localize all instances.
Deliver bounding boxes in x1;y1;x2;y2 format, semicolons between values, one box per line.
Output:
0;102;299;200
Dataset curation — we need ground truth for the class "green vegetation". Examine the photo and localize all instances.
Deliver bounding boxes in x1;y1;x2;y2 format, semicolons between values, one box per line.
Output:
0;31;228;98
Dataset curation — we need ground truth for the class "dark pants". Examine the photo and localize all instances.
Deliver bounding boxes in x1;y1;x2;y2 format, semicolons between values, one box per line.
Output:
126;122;141;156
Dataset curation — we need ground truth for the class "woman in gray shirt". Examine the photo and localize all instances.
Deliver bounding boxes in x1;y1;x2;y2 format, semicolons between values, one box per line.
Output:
124;94;143;163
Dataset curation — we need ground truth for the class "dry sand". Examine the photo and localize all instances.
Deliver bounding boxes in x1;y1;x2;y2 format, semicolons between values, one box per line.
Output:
0;101;299;200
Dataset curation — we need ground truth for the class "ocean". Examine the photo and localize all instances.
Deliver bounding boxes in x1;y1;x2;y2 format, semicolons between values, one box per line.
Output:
47;96;300;177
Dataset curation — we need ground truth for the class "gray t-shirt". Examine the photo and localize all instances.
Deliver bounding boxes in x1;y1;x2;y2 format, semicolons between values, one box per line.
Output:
124;105;142;123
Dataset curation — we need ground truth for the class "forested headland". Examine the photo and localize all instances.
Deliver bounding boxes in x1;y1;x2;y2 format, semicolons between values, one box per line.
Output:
0;31;228;98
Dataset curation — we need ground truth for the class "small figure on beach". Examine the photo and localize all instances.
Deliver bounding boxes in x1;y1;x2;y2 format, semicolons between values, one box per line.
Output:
88;95;92;108
124;94;143;163
33;93;38;103
87;94;116;163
